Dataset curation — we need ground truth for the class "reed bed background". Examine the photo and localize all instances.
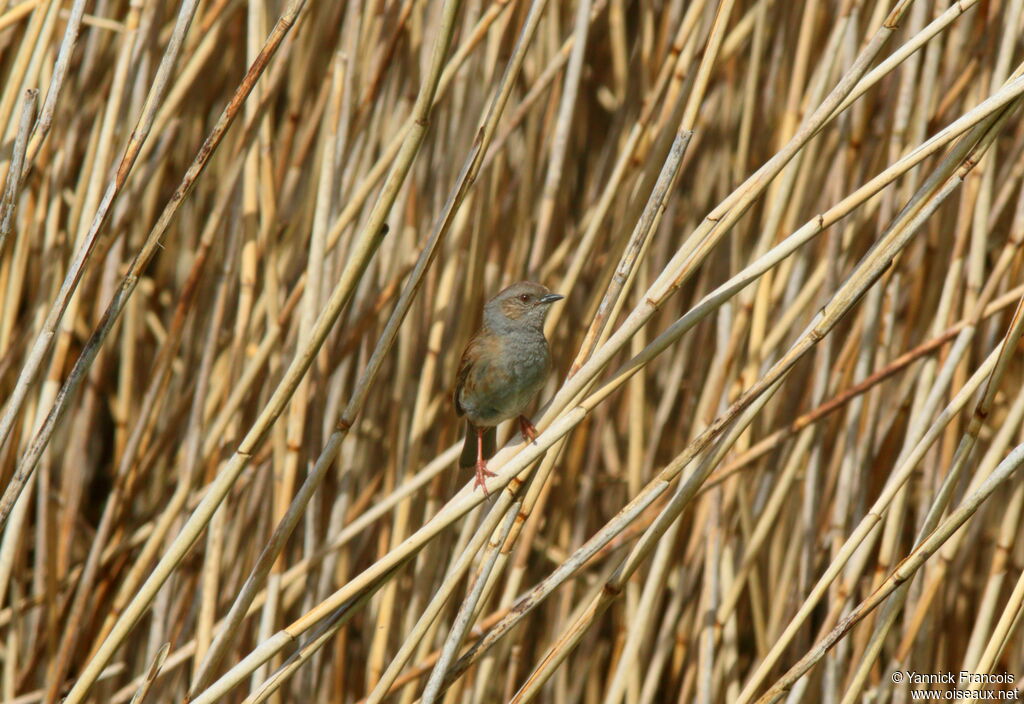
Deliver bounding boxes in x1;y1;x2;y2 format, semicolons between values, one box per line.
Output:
0;0;1023;702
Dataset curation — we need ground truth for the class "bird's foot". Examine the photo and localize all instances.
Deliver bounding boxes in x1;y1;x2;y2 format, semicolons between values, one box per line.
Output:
473;459;497;496
518;415;538;444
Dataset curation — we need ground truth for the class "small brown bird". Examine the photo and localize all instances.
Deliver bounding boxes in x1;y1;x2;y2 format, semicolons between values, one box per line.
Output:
454;281;564;495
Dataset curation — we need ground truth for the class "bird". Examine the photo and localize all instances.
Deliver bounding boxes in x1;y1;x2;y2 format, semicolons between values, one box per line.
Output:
453;281;564;495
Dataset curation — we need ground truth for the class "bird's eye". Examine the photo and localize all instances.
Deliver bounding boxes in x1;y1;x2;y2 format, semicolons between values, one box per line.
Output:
519;294;530;302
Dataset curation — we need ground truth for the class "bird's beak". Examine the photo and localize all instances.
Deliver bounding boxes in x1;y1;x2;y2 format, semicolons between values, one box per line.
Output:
539;293;565;304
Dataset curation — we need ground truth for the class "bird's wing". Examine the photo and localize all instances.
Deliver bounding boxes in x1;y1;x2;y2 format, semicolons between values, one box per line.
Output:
454;331;506;418
453;333;480;417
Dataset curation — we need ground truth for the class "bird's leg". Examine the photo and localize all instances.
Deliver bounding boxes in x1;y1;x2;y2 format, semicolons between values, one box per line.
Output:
474;426;496;495
518;415;538;444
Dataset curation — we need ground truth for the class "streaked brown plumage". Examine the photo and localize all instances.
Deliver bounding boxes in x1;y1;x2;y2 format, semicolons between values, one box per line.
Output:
454;282;563;494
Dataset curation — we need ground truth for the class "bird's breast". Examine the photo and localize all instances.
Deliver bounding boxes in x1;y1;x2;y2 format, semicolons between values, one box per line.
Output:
460;333;550;426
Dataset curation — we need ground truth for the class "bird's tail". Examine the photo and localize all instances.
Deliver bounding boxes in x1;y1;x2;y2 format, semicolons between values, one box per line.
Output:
460;422;496;467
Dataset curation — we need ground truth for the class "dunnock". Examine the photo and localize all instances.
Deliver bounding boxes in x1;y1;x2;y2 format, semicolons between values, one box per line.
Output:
454;281;564;495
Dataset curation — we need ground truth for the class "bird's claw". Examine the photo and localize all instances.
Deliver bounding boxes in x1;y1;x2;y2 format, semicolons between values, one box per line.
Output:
474;460;497;496
518;415;538;444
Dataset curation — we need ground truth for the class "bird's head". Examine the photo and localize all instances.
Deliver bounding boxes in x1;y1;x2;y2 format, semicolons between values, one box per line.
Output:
485;281;564;330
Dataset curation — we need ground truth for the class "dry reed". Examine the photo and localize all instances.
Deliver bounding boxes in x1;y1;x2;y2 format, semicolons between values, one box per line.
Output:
0;1;1023;703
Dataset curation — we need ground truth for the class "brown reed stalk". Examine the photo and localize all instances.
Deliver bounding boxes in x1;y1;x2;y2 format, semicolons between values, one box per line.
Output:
2;2;1024;703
